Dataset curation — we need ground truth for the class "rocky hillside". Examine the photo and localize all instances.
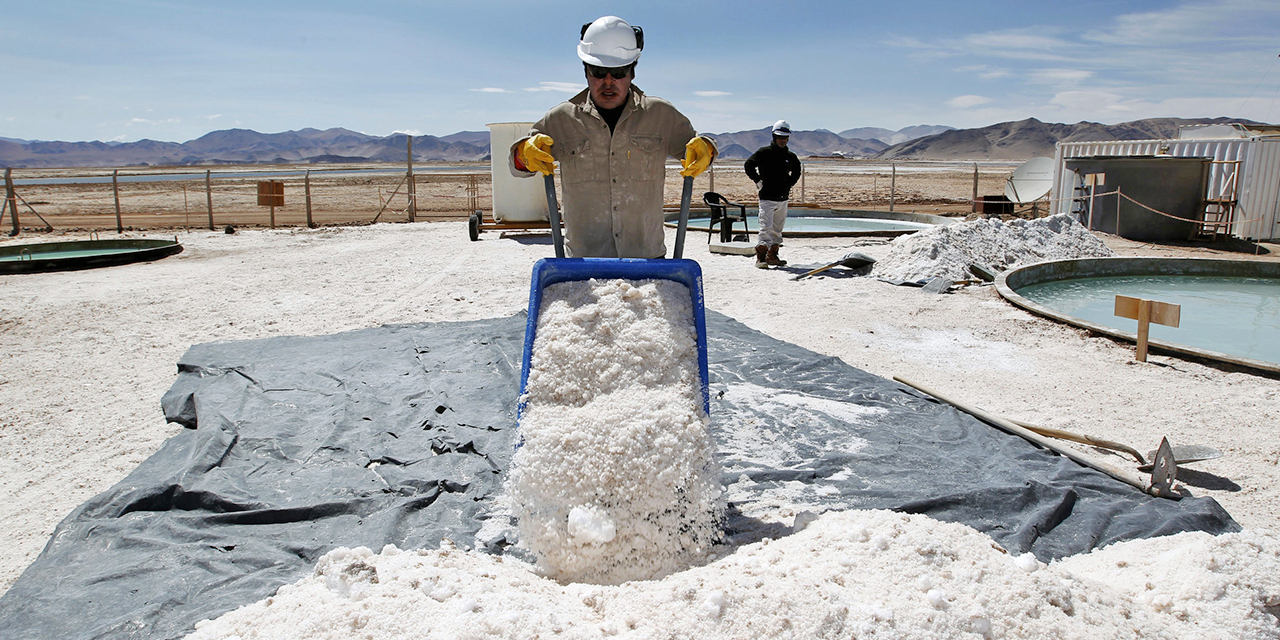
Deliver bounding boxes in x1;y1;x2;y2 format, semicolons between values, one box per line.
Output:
710;128;888;160
877;117;1271;160
0;128;491;168
3;117;1271;168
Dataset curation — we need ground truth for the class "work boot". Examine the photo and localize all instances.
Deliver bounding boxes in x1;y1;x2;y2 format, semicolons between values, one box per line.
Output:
766;245;787;266
755;244;769;269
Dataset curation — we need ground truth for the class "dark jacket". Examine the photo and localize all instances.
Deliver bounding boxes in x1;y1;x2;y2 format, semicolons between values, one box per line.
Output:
744;142;802;202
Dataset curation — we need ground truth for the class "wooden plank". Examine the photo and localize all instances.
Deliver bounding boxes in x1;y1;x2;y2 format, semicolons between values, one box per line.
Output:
1115;295;1180;327
1116;295;1181;363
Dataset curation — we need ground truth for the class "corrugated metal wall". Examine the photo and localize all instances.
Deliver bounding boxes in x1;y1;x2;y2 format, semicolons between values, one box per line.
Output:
1051;138;1280;240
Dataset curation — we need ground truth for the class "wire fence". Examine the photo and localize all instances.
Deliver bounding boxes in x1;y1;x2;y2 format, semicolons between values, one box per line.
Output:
1;160;1024;235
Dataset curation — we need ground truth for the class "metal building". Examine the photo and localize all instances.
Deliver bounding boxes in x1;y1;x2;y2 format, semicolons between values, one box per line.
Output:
1050;127;1280;241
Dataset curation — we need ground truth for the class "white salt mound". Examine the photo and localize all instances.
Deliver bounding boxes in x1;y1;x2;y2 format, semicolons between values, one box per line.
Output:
872;213;1115;283
510;278;722;584
186;510;1280;640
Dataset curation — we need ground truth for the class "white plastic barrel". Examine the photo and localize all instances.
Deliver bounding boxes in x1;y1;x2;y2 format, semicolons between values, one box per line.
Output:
487;122;550;223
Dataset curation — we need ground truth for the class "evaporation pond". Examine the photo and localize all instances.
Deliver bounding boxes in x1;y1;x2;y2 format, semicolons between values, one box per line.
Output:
1016;275;1280;365
686;217;930;232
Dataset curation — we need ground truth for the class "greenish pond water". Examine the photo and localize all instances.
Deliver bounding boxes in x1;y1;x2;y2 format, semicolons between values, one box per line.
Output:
0;247;148;262
1016;275;1280;365
685;217;931;233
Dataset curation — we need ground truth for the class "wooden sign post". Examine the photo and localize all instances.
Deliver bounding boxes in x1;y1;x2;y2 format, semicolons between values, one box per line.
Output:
1115;295;1181;362
257;180;285;228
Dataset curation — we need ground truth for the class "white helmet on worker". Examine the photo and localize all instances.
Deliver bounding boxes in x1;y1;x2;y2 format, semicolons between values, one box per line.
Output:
578;16;644;68
772;120;792;137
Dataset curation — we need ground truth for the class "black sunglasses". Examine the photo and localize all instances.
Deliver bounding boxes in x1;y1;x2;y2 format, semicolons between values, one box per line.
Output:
585;63;634;80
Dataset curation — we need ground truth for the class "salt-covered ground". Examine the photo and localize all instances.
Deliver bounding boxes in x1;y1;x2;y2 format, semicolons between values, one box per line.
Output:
2;218;1280;636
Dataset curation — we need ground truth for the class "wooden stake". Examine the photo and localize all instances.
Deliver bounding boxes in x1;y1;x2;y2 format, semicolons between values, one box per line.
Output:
113;170;123;233
4;168;18;235
1136;298;1152;361
1115;294;1181;362
407;136;416;222
971;163;979;213
889;163;896;212
206;170;214;230
305;170;314;228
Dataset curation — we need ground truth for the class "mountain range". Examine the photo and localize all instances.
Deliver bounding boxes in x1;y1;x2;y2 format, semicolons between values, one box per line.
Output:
0;118;1267;168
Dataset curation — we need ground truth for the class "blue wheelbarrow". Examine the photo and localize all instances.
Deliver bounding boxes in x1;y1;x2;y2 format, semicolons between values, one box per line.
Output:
518;174;709;417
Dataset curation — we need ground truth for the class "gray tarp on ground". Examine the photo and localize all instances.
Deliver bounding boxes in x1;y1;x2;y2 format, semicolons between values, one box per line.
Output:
0;311;1237;640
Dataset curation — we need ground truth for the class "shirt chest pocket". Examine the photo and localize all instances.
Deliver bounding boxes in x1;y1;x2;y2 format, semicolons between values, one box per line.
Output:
627;134;665;183
558;137;596;185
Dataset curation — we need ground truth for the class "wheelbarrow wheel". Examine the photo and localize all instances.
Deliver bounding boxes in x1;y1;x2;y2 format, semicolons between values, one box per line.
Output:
468;211;482;241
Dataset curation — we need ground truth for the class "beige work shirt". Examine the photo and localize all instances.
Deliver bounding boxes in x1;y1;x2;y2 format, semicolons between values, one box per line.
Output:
511;86;698;258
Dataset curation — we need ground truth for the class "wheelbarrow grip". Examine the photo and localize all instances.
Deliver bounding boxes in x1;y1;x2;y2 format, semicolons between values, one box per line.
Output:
673;176;693;259
543;173;565;258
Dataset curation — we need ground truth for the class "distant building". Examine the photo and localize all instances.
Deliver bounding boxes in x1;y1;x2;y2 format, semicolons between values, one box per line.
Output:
1050;124;1280;241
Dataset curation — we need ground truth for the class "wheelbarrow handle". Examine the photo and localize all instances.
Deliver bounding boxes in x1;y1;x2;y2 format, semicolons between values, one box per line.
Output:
543;173;565;258
673;176;693;259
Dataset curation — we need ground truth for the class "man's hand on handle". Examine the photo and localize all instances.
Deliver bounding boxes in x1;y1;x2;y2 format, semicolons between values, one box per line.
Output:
680;136;716;178
516;134;556;175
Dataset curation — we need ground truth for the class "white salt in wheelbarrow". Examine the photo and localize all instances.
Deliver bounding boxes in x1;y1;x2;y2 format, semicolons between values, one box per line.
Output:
518;174;710;419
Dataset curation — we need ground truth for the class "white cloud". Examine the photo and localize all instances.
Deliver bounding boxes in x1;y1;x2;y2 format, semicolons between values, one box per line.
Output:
1027;68;1093;84
524;82;582;93
471;87;511;93
1049;90;1127;112
128;117;181;126
1083;0;1277;47
694;90;731;97
948;95;992;108
392;129;421;136
957;30;1076;62
958;65;1012;80
206;114;222;120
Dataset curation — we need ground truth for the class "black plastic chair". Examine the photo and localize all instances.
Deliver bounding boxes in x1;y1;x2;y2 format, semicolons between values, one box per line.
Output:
703;192;748;243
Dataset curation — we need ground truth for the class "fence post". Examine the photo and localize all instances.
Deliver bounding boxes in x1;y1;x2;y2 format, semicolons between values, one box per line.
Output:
206;170;214;230
800;163;805;203
889;163;896;212
113;170;123;233
4;168;18;235
305;170;314;228
407;137;416;222
709;161;714;192
972;163;978;213
1115;186;1122;238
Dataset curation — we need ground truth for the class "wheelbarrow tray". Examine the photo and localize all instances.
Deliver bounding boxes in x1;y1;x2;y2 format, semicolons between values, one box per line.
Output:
519;257;710;416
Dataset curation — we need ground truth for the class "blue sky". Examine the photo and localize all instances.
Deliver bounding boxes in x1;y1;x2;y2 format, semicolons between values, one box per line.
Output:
2;0;1277;142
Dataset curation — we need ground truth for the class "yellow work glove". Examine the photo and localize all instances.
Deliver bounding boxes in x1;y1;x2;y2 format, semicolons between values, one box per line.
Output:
517;134;556;176
680;136;716;178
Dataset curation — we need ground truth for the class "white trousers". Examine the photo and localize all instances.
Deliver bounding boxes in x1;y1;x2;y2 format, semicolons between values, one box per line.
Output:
756;199;788;247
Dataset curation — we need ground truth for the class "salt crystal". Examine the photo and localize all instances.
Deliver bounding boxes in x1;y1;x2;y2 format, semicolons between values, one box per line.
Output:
566;506;617;544
1015;553;1040;573
509;279;722;584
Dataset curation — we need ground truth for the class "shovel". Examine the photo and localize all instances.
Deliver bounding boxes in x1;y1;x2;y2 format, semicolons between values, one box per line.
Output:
792;251;876;280
1009;418;1223;470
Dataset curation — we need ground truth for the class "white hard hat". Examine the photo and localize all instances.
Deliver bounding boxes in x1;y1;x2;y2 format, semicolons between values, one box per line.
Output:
772;120;792;137
578;16;643;68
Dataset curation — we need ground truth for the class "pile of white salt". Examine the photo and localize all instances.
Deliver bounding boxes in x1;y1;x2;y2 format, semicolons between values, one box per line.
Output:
872;213;1115;283
508;278;723;584
186;509;1280;639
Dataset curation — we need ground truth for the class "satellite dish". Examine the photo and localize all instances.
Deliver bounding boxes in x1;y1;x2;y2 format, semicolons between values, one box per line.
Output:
1004;157;1054;204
